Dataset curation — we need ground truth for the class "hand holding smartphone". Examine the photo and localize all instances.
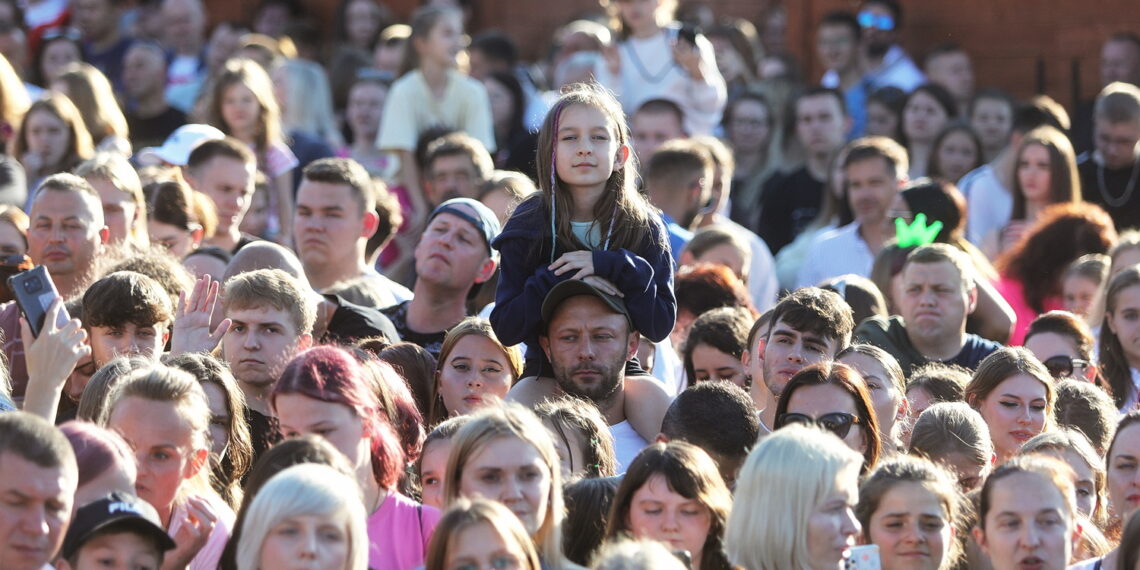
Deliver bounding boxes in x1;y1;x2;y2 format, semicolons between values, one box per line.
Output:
9;266;68;337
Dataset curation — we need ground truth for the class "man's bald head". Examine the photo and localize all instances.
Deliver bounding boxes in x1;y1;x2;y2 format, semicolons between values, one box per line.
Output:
223;241;307;285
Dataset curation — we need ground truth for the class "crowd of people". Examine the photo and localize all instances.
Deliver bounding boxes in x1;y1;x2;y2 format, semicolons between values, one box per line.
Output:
0;0;1138;569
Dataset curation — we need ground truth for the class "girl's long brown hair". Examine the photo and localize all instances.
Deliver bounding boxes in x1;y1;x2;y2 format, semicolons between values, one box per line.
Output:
200;58;281;161
1009;125;1080;221
1100;267;1140;410
533;83;666;260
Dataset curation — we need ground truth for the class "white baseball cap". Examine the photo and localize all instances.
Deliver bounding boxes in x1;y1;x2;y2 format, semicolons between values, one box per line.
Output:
137;124;226;166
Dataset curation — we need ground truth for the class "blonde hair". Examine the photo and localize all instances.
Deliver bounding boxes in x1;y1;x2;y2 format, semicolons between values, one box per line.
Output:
0;52;28;136
425;498;541;570
274;58;344;147
75;151;149;249
12;93;94;175
237;463;369;570
430;317;522;424
201;58;283;156
725;424;863;570
106;365;216;505
443;404;570;569
54;62;129;144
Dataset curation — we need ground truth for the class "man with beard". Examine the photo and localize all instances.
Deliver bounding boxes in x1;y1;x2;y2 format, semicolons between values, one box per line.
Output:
855;244;1000;376
742;287;854;435
644;140;713;263
513;280;653;470
857;0;924;92
797;136;907;288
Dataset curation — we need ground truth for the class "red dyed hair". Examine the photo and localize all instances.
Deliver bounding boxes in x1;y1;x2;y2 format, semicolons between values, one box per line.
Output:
273;345;405;490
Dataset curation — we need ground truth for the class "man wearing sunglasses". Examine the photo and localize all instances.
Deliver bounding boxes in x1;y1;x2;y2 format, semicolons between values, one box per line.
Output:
855;243;1001;376
742;287;855;435
857;0;924;92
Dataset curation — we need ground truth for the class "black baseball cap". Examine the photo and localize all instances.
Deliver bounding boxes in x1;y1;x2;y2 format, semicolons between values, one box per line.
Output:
61;492;176;560
541;280;631;326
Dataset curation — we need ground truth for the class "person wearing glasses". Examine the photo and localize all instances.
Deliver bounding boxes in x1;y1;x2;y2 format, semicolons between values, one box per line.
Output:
1024;310;1099;383
773;360;882;474
856;0;924;93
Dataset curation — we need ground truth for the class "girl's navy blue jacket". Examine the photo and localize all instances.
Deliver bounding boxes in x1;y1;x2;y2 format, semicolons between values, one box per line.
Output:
490;197;677;360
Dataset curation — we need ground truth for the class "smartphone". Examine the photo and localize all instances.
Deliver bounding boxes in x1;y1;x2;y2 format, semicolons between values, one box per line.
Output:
845;545;881;570
0;254;32;303
9;265;67;337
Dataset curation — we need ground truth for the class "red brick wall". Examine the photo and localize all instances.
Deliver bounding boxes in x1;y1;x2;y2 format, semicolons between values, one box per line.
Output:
205;0;1140;108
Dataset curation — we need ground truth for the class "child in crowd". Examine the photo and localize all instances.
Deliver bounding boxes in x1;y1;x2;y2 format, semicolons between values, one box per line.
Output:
490;83;676;443
57;492;176;570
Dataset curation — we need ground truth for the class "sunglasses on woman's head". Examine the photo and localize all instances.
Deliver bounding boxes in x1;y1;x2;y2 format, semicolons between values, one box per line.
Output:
776;412;860;439
1042;355;1089;379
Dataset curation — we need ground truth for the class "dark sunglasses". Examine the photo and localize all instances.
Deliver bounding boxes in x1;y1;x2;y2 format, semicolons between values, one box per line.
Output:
1042;355;1089;379
776;412;861;439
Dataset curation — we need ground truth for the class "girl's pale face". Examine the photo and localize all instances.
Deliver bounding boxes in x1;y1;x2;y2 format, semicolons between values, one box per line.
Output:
346;83;387;140
618;0;662;36
940;450;989;492
626;474;712;564
41;40;81;83
419;438;452;510
1061;275;1099;318
903;92;949;145
1017;143;1053;204
445;521;528;570
148;220;196;259
806;471;861;569
1107;284;1140;367
25;109;69;166
867;482;953;570
554;104;626;195
1036;448;1098;519
419;13;463;67
867;101;899;139
1112;248;1140;277
976;374;1048;462
1107;423;1140;524
221;83;262;136
438;334;514;417
275;394;370;476
201;382;231;458
906;387;936;419
971;98;1013;151
259;512;351;570
459;436;551;536
976;472;1075;570
108;397;201;515
839;352;903;443
689;343;746;387
934;130;979;182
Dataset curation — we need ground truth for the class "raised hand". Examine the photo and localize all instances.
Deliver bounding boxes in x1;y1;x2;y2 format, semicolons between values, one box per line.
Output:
21;299;89;421
161;495;219;570
170;274;231;355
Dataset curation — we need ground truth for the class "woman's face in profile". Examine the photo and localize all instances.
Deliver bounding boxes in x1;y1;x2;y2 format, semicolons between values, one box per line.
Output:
806;467;861;569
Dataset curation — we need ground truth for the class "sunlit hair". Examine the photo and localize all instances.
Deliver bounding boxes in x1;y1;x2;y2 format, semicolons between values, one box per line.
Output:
906;362;969;406
273;346;405;490
223;268;317;336
1100;266;1140;409
398;5;462;77
591;538;687;570
75;152;149;249
76;356;155;424
533;395;617;478
201;57;282;157
1020;428;1108;528
354;354;425;465
54;62;129;144
977;455;1077;529
1009;126;1079;221
237;464;369;570
106;364;216;505
774;361;881;473
1025;310;1096;363
59;421;136;491
1053;379;1117;456
532;82;666;257
425;498;542;570
443;404;571;569
682;306;752;386
908;402;993;477
12;92;94;173
605;442;733;570
725;424;863;570
0;52;28;135
600;0;676;40
430;317;523;424
164;352;253;510
274;58;344;147
964;347;1056;425
856;455;962;567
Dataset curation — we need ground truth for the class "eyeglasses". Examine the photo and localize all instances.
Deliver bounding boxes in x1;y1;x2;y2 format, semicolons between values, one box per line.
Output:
776;412;861;439
857;11;895;31
1042;355;1089;379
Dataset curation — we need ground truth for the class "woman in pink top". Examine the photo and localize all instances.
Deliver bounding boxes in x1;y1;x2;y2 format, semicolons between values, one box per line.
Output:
103;365;236;570
273;345;440;570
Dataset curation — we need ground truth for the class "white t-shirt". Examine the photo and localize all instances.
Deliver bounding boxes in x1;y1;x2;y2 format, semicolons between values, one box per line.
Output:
610;419;649;474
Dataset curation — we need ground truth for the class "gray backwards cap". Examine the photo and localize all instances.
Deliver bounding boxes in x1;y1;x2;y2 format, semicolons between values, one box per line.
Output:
427;198;502;257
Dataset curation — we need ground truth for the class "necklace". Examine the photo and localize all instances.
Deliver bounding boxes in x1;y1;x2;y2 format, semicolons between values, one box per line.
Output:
1097;157;1140;208
623;34;677;84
